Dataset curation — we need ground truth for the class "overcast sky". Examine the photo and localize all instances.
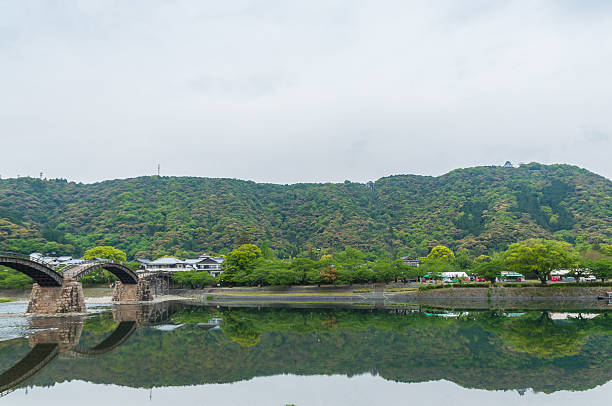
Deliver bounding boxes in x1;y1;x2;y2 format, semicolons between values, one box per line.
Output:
1;0;611;184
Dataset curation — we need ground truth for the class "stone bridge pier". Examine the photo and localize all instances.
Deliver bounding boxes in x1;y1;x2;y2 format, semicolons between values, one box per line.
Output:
26;279;86;314
28;278;155;314
112;279;152;302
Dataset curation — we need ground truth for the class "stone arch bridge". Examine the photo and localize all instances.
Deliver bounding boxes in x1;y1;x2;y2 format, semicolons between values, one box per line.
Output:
0;252;171;313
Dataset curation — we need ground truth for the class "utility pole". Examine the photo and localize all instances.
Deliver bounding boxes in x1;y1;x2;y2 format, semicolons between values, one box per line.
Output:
157;164;160;177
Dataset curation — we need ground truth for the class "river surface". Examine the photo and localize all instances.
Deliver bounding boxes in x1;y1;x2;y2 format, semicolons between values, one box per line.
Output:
0;301;610;405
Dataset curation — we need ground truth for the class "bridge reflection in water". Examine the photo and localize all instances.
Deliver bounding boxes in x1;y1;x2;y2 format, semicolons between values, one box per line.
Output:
1;305;611;399
0;302;175;397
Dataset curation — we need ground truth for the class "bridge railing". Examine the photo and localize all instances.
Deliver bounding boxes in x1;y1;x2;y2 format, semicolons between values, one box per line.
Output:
0;252;117;272
0;251;55;268
55;259;116;274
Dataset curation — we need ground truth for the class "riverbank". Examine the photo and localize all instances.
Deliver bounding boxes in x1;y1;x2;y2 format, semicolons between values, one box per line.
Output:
175;284;612;306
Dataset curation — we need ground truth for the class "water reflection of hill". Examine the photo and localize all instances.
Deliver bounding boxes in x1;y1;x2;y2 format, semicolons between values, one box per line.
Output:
3;306;612;394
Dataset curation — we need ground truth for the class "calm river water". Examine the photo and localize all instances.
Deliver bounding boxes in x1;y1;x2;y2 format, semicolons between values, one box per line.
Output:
0;301;610;405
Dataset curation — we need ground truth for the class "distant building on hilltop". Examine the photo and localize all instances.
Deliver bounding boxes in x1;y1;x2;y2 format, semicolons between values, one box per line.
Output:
502;161;514;168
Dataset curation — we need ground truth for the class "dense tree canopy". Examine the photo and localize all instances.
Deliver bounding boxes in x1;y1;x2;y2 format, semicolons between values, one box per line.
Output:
83;246;127;263
505;239;579;284
0;164;609;259
583;259;612;282
474;259;506;285
424;245;456;262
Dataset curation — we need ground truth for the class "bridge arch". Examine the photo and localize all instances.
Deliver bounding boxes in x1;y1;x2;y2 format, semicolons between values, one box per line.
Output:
0;253;63;287
68;321;137;357
64;262;139;285
0;319;138;396
0;343;60;397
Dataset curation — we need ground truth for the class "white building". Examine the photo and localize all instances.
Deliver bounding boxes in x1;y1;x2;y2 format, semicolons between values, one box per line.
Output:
440;271;469;282
185;255;224;277
142;257;190;272
140;255;224;277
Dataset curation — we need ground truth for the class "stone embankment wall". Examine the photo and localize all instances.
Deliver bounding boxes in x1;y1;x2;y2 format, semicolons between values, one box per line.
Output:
26;280;86;313
407;286;610;299
112;280;152;302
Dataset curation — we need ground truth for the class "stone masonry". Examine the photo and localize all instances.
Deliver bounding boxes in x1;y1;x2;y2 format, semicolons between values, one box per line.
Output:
112;279;152;302
26;279;86;313
28;317;84;352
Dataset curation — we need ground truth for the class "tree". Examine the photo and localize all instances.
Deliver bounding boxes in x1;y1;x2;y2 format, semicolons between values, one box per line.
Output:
425;245;455;262
475;260;505;285
81;246;127;285
334;247;366;267
83;246;127;263
225;244;262;269
172;271;216;289
0;272;32;289
403;263;427;281
266;266;298;286
420;259;455;281
583;259;612;282
245;259;273;286
290;258;318;284
372;261;398;283
221;244;262;284
504;239;578;284
321;266;338;284
569;258;592;281
454;251;473;270
259;240;275;259
319;254;332;262
475;254;492;264
305;267;323;286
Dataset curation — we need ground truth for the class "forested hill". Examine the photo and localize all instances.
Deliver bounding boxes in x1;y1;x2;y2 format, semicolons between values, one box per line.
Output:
0;163;610;259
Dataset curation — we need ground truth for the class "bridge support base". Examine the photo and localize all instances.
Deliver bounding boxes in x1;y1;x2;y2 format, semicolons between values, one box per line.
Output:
27;280;86;314
112;280;152;302
29;317;84;351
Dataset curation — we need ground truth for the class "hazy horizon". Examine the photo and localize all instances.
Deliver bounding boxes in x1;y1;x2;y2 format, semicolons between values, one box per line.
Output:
1;161;609;185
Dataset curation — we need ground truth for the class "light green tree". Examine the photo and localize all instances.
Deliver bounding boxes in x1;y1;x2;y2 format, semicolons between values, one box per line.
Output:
425;245;455;262
221;244;262;284
583;259;612;282
475;254;492;264
474;259;506;285
420;259;455;281
600;244;612;257
83;246;127;263
504;239;578;284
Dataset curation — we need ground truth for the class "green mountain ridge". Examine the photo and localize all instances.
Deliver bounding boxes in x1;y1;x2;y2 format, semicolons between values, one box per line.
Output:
0;163;610;258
